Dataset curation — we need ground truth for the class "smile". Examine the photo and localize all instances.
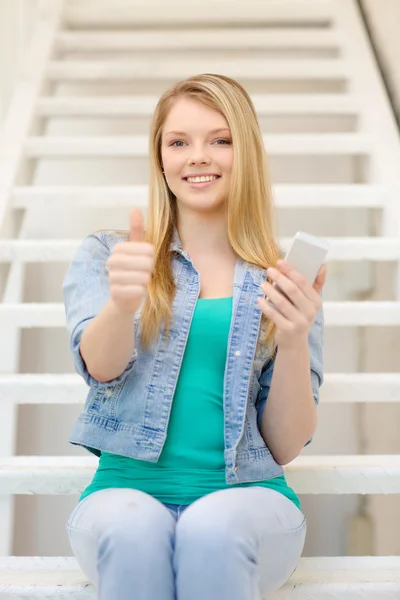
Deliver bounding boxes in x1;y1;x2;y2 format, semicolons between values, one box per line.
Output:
184;175;220;188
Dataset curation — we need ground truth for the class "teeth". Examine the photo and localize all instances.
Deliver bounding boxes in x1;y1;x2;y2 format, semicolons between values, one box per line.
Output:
187;175;218;183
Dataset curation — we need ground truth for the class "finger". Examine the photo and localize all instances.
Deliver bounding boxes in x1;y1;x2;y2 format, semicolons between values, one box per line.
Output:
313;264;327;294
109;254;154;271
276;261;321;304
109;271;151;286
112;284;146;298
112;243;154;257
262;280;299;321
129;208;145;242
266;266;309;312
257;296;289;329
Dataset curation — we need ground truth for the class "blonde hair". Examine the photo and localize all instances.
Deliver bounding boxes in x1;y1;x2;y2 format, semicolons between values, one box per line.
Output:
109;73;282;356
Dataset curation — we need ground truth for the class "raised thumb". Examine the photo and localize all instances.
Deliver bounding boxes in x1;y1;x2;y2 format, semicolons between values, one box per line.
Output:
129;208;145;242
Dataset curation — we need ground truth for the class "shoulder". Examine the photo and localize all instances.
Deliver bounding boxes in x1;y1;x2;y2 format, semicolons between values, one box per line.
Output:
91;229;128;248
79;229;128;255
66;231;129;276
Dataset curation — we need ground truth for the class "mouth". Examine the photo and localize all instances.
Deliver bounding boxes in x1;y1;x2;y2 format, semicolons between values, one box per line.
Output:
183;175;221;188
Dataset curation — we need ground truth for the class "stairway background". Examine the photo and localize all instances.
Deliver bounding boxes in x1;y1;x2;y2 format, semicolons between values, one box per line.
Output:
1;0;400;559
362;0;400;125
4;1;400;127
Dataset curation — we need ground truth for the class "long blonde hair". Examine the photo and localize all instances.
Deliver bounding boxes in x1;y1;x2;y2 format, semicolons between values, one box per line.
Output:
113;73;282;356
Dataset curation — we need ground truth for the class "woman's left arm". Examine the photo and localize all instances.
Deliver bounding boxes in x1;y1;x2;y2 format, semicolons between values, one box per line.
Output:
257;259;327;465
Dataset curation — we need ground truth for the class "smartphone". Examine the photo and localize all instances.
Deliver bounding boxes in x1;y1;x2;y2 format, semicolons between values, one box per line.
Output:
283;231;330;285
266;231;330;308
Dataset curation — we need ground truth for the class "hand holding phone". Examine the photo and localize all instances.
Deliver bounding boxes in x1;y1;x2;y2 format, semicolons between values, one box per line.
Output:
281;231;330;285
266;231;330;308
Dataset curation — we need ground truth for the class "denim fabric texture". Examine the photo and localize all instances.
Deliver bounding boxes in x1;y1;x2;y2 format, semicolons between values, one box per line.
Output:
62;228;324;485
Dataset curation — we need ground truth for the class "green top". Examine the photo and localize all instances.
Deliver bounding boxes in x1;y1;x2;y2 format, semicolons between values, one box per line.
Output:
80;297;300;510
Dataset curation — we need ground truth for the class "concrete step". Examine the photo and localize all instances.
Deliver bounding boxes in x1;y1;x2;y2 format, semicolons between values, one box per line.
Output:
24;133;372;158
2;237;400;262
45;58;349;82
64;1;333;29
56;28;340;52
1;455;400;495
36;94;360;117
1;373;400;405
1;302;400;328
1;556;400;599
10;184;386;209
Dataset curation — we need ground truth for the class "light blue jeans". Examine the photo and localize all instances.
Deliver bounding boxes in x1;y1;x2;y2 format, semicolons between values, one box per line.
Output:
66;486;306;600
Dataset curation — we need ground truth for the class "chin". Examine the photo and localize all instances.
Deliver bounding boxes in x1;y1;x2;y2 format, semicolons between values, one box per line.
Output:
183;198;225;213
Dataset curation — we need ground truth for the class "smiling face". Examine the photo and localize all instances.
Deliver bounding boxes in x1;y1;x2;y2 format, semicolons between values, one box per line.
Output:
160;96;234;216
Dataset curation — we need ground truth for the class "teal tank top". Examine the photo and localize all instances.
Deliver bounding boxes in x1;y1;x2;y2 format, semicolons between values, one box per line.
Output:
80;297;300;510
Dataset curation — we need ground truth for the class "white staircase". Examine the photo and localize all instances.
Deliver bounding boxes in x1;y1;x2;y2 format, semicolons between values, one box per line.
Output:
1;0;400;597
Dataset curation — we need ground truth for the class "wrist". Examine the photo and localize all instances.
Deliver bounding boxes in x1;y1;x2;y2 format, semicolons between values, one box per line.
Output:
278;334;309;353
107;299;135;320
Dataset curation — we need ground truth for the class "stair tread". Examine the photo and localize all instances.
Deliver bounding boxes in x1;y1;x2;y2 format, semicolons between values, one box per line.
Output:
64;1;333;28
37;94;358;116
1;372;400;405
25;133;372;157
2;237;400;262
1;556;400;596
1;302;400;327
10;184;386;209
47;58;349;82
56;28;339;51
1;455;400;495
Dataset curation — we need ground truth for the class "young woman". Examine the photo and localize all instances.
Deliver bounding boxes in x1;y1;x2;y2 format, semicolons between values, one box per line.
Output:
63;73;326;600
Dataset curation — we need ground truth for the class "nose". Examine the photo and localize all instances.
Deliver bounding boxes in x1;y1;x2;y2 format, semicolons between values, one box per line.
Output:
188;145;211;166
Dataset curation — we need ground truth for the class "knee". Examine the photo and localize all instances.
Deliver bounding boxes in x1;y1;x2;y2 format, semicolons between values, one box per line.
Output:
175;498;249;559
91;490;175;551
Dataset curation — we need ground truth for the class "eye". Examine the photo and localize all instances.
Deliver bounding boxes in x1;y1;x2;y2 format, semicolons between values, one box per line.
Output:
170;140;185;147
214;139;231;145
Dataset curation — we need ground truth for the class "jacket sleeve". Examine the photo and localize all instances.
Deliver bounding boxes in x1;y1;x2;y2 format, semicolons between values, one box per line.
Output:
256;303;324;446
62;233;138;387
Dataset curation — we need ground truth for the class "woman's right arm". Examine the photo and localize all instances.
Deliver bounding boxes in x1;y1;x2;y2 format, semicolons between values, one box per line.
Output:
63;209;155;386
79;298;136;383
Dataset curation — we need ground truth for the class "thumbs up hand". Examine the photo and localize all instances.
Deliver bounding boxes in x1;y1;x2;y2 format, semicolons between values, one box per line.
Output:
106;209;155;315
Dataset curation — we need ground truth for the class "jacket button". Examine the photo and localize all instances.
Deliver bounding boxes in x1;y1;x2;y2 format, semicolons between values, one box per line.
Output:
235;350;241;356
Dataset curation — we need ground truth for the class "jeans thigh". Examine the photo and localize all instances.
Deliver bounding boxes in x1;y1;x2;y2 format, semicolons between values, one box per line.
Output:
66;488;177;587
66;494;101;586
254;489;307;593
174;486;306;597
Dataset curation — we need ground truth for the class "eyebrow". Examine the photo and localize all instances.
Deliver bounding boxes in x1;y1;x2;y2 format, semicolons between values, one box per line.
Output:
164;128;231;136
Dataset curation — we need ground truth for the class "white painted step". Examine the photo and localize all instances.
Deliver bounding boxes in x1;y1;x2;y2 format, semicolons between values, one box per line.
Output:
64;1;333;28
1;373;400;405
36;94;360;117
1;556;400;599
1;455;400;495
24;134;372;157
56;28;340;52
46;58;349;82
10;184;386;209
2;237;400;262
1;302;399;328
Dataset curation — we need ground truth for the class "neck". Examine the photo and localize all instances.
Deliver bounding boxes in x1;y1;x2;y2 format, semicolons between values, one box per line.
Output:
176;209;235;259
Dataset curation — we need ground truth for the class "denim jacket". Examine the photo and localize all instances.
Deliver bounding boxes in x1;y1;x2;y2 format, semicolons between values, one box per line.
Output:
63;229;324;485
